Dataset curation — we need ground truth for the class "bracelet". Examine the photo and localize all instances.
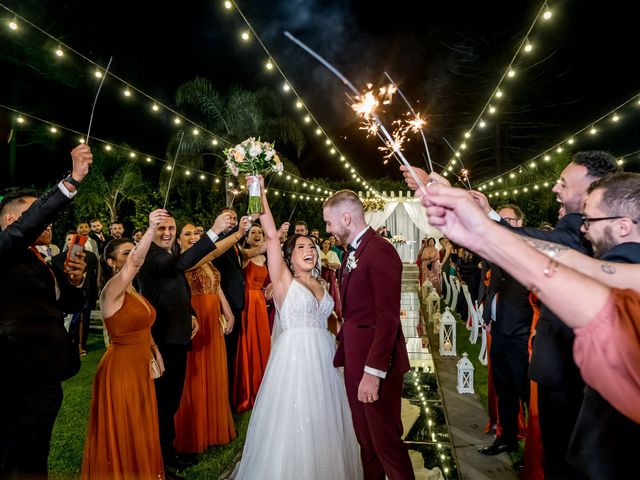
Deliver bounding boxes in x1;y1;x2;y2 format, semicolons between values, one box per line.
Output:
63;173;81;187
543;259;559;278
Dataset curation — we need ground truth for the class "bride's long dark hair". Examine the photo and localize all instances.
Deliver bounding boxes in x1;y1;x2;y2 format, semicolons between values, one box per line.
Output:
282;234;321;277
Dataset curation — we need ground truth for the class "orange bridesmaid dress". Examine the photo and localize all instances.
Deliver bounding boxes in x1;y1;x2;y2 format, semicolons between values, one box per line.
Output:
174;264;236;453
81;292;164;480
233;259;270;413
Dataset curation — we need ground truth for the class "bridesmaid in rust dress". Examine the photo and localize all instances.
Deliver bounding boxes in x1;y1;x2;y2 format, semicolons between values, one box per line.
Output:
174;223;240;453
234;224;271;413
81;209;168;480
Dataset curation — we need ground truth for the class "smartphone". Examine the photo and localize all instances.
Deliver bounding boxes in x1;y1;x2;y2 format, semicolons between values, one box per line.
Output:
65;234;87;270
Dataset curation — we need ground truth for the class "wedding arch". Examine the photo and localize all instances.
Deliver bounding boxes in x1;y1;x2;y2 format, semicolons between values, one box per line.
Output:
363;192;443;262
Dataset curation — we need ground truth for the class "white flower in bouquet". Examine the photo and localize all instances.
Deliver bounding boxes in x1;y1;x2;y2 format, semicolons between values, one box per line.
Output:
224;137;283;214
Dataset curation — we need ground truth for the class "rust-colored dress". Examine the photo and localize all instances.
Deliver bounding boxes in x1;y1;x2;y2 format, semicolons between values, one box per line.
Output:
233;259;270;413
81;292;163;480
174;264;236;453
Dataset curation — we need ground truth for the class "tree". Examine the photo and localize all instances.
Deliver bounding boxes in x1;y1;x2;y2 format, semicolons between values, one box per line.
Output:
74;147;153;224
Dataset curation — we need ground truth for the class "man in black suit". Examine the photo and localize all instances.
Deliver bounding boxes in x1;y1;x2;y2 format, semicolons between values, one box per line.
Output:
89;218;106;254
0;144;91;478
137;210;232;473
477;151;620;478
54;231;99;356
479;204;533;456
212;208;245;395
566;172;640;477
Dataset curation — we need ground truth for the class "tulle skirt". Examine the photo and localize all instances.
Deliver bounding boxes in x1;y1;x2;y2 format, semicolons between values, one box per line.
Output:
232;326;363;480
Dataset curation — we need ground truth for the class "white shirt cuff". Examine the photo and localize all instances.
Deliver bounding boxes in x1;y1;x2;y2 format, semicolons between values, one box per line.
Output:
206;229;219;243
364;366;387;379
57;181;77;199
488;209;501;222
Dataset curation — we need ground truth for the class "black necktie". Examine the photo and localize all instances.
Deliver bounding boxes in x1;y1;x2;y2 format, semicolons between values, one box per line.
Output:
347;244;356;254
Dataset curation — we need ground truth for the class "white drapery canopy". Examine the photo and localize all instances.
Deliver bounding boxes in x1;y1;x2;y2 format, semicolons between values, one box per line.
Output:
365;200;442;262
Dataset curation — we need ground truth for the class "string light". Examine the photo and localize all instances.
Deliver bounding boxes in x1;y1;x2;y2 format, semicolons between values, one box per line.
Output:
241;31;250;41
8;17;17;30
441;1;553;176
224;1;232;9
54;45;64;57
477;91;640;190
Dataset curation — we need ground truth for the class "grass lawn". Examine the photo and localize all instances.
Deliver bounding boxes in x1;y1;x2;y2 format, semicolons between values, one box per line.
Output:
48;333;250;479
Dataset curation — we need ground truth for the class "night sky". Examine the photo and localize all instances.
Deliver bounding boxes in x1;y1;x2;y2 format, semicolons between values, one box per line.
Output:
1;0;639;191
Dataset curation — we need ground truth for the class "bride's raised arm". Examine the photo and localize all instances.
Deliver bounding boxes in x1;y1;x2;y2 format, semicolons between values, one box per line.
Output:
249;175;291;306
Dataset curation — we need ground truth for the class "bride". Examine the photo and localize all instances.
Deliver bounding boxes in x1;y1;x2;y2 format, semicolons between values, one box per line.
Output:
232;176;362;479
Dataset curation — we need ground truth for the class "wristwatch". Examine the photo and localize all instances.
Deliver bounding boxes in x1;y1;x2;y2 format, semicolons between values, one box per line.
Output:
64;173;82;188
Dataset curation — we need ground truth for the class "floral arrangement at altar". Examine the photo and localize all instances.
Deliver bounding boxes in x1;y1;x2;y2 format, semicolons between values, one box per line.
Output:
224;137;284;214
362;197;386;212
390;234;406;245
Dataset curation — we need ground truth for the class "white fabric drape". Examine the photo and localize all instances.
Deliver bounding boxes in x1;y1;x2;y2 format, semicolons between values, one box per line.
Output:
402;201;442;239
364;201;399;230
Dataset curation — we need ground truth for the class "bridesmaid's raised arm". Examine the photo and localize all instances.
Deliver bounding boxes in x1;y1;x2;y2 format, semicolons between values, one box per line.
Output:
101;209;168;316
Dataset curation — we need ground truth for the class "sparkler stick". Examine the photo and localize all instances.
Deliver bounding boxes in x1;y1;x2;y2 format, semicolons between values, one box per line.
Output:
284;32;427;191
383;72;434;173
85;56;113;146
442;137;472;190
287;199;300;224
163;131;185;209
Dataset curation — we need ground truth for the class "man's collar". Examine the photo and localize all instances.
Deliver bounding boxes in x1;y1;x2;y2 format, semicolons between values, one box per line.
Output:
349;226;370;250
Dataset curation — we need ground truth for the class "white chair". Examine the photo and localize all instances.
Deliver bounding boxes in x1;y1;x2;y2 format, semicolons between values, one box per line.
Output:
478;325;488;366
442;274;451;306
469;300;480;344
461;284;474;331
449;276;459;311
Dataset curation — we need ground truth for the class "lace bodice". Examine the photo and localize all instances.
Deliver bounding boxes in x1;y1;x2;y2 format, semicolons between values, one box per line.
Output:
277;280;334;331
185;263;220;296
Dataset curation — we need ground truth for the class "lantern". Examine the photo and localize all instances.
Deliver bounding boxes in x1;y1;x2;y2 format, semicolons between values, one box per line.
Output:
457;352;474;394
426;290;440;322
432;311;441;334
439;307;457;356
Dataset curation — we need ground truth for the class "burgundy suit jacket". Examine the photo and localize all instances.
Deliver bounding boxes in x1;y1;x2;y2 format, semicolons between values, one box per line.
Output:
334;227;410;381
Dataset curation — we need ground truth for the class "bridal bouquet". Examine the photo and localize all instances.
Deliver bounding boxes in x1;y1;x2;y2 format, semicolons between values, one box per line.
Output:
224;137;284;214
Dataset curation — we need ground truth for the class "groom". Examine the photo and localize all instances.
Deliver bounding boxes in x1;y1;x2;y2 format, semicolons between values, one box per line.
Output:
324;190;414;480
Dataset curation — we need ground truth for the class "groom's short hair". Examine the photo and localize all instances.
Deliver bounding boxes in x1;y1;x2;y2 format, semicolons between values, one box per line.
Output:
323;190;362;213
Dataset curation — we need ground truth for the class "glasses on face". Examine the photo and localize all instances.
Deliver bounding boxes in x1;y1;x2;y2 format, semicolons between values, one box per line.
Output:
581;215;638;229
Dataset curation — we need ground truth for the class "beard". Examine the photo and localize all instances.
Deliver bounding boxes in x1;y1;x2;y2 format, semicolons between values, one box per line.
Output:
332;226;351;246
590;226;618;258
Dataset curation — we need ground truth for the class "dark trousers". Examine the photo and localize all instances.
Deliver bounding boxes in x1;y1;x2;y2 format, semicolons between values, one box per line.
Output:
0;336;64;479
154;344;188;461
567;387;640;478
224;307;242;406
538;384;586;480
346;374;415;480
69;299;95;352
490;330;529;445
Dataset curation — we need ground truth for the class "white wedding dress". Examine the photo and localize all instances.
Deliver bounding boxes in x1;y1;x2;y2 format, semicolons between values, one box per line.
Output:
232;280;363;479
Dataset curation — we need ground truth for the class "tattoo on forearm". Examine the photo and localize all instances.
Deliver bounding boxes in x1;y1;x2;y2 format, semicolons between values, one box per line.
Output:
524;238;569;257
601;263;617;275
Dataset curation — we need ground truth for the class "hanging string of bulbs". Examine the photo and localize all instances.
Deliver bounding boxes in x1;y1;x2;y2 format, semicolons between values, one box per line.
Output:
440;0;554;179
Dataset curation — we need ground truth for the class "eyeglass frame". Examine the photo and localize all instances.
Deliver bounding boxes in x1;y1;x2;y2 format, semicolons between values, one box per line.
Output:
581;215;638;229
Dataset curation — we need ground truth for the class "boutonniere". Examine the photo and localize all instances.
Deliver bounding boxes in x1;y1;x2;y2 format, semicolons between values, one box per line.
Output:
346;251;359;272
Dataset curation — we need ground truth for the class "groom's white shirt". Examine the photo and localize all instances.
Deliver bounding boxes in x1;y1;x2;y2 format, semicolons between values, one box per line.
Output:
348;225;387;379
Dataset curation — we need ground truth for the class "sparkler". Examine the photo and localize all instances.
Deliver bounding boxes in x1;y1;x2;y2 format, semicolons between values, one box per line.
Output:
384;72;434;173
163;131;185;209
442;137;472;189
85;56;113;146
284;31;427;191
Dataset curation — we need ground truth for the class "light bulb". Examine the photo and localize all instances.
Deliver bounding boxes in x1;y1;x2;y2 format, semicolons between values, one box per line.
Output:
495;90;503;98
507;69;515;78
489;106;496;114
16;116;25;124
315;128;322;135
296;101;303;109
568;138;575;144
192;128;199;135
166;166;172;171
241;31;250;41
265;61;273;70
55;47;64;57
212;139;218;145
200;174;205;180
544;155;550;161
215;178;220;183
479;120;486;128
524;42;533;52
543;9;552;20
612;114;619;122
152;103;159;112
105;145;112;151
283;83;291;92
556;147;563;153
224;1;232;9
146;157;152;162
530;161;536;168
590;126;597;135
174;117;182;125
50;126;58;133
129;152;136;158
123;89;131;97
464;131;470;138
94;69;103;78
304;115;311;123
8;19;18;30
185;170;191;176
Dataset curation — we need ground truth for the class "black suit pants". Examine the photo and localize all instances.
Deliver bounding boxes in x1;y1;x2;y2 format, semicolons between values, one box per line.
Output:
224;307;243;406
538;384;586;480
154;343;188;459
0;335;64;479
489;329;529;446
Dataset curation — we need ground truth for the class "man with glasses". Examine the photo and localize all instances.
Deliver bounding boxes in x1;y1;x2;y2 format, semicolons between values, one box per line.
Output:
567;171;640;476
